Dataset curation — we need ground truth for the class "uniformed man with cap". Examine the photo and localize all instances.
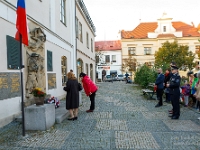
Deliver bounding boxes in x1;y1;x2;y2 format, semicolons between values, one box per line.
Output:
166;65;181;119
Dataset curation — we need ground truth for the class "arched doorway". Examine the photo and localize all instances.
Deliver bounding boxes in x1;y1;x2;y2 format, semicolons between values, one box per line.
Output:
102;70;106;81
90;63;93;81
77;58;83;82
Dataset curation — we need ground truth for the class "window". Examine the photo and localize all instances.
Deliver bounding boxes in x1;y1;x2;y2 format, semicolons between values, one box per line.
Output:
60;0;66;25
86;63;89;75
79;22;83;42
112;55;116;62
75;17;79;38
105;55;110;63
91;38;93;52
96;56;99;63
144;47;152;55
128;47;136;55
47;50;53;71
86;32;89;48
195;45;200;53
163;26;166;32
61;56;67;85
6;35;20;69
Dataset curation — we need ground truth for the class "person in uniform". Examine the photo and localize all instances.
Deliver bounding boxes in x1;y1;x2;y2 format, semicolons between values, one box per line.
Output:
166;66;181;119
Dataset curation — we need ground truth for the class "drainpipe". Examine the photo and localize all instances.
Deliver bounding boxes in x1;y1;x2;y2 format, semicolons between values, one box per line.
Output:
74;0;77;76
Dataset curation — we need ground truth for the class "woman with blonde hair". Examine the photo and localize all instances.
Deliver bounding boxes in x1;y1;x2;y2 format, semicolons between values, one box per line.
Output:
64;72;80;120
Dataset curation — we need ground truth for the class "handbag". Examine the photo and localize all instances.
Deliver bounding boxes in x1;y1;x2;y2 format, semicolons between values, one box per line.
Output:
78;83;83;91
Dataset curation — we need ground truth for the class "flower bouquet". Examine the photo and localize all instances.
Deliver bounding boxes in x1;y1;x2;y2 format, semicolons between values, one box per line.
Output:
30;88;46;105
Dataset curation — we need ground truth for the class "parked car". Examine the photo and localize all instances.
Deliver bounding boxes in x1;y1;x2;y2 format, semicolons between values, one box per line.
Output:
116;74;125;81
105;75;112;82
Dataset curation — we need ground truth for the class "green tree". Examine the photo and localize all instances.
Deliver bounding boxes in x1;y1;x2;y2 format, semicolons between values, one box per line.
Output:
154;41;195;70
134;65;157;87
121;54;137;73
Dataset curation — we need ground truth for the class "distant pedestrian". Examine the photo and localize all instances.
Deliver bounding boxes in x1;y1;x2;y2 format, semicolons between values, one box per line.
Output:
155;68;165;107
64;72;80;121
79;72;98;112
125;72;129;83
167;66;181;119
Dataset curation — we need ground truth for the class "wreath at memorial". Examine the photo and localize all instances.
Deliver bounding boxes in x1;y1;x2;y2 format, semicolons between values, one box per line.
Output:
30;88;46;97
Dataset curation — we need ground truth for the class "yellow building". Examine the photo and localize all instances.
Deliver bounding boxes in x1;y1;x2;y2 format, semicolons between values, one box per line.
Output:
121;14;200;72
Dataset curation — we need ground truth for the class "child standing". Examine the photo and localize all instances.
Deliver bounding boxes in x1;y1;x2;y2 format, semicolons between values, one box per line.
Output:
181;80;190;107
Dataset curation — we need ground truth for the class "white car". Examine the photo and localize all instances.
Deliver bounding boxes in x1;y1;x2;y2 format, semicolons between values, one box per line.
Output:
116;75;125;81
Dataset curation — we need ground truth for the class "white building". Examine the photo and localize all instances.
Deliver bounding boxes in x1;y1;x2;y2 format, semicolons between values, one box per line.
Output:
95;40;122;81
76;0;96;82
0;0;76;127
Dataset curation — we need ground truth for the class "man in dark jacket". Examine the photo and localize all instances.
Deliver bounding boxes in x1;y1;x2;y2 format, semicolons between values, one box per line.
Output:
155;68;165;107
166;66;181;119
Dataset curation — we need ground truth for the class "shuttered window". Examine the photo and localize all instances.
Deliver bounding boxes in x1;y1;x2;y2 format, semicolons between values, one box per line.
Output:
47;50;53;71
6;35;20;70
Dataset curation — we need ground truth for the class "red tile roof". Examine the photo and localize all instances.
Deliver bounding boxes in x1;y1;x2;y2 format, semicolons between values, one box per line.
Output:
121;21;200;39
95;40;121;51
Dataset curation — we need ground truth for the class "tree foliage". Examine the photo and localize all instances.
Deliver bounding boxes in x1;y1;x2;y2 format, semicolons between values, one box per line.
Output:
121;55;137;73
134;65;157;87
154;41;195;70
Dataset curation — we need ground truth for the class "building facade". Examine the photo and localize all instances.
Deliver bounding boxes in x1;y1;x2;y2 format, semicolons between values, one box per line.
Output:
76;0;96;82
95;40;122;81
0;0;76;127
121;14;200;70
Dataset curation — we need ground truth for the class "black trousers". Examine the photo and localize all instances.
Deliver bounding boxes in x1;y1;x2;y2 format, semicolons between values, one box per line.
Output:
171;93;180;117
89;92;96;110
156;89;163;105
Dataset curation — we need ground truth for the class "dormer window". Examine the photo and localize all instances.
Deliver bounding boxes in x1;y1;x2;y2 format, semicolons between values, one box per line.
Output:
163;26;166;32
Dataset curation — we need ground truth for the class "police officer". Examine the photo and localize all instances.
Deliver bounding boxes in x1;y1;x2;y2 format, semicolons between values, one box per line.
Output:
166;66;181;119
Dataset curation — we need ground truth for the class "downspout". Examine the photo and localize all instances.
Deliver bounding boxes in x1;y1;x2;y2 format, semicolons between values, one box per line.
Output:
75;0;77;76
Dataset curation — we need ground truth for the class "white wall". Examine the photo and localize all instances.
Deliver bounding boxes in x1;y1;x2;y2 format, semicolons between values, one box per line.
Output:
0;0;76;127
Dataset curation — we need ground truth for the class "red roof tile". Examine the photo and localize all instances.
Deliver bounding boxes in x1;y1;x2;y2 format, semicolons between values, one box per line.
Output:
95;40;121;51
121;21;200;39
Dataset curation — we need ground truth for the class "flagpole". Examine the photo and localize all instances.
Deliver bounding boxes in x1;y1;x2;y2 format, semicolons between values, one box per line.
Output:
19;33;25;136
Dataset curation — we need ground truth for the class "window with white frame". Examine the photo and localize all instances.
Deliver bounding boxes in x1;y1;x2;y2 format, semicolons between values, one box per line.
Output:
144;47;152;55
112;55;116;62
91;38;93;52
86;32;89;48
105;55;110;63
61;56;67;85
79;22;83;42
128;47;136;55
75;17;79;38
86;63;89;75
60;0;66;25
163;26;166;32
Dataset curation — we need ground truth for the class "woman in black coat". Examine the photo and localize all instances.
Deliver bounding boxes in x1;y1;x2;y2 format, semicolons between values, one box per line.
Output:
64;72;79;120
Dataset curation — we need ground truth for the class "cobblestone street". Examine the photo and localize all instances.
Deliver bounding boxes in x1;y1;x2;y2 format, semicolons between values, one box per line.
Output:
1;82;200;150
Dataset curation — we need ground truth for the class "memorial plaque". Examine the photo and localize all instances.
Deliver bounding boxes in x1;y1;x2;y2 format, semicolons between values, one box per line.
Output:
47;73;56;89
0;72;21;100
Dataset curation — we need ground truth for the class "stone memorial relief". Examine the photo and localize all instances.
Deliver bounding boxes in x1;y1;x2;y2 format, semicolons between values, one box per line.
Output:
25;27;46;105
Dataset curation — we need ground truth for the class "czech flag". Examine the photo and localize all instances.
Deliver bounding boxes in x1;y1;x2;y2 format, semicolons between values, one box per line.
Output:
15;0;28;46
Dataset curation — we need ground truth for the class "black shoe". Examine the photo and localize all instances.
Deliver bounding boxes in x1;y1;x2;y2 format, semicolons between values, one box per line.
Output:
74;117;78;120
68;117;75;121
171;116;179;119
155;104;162;107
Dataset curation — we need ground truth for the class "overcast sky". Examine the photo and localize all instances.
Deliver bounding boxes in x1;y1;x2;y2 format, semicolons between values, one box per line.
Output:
84;0;200;41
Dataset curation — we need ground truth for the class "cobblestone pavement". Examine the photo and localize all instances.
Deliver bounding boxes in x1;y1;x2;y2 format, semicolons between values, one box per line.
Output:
1;82;200;150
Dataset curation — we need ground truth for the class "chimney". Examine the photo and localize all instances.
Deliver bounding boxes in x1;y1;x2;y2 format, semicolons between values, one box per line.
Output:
191;22;195;27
